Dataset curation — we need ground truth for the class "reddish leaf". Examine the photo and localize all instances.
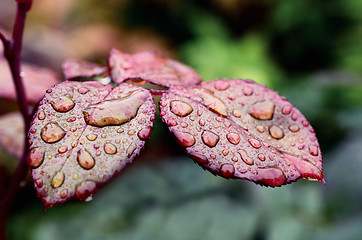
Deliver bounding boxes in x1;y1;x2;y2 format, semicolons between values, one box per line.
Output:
0;112;24;159
28;81;156;209
160;79;323;187
62;59;107;80
0;57;60;103
108;48;201;88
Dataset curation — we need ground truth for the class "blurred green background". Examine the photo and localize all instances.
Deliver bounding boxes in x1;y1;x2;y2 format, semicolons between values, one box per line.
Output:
1;0;362;239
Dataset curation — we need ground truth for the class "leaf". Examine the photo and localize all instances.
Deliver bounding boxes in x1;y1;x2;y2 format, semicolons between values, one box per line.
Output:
28;81;156;209
62;59;107;80
108;48;201;88
0;112;24;159
159;79;323;186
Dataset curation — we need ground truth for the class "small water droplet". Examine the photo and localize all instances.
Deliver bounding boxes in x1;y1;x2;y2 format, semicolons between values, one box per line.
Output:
128;129;136;135
173;131;195;147
138;126;152;140
282;105;292;115
291;112;298;121
258;153;266;161
60;189;68;199
220;163;235;178
86;134;98;141
190;153;208;164
201;130;219;147
269;125;284;139
214;80;230;91
199;119;205;126
77;149;95;170
248;100;275;120
167;119;177;126
232;109;241;118
104;143;117;154
170;100;193;117
67;117;76;122
51;171;65;188
222;149;229;156
226;132;240;145
71;141;78;148
243;86;253;96
73;174;78;180
78;87;90;94
302;120;309;127
181;122;188;128
117;127;124;133
248;139;261;148
28;147;45;168
256;125;264;133
41;122;66;143
289;125;300;132
75;180;97;201
58;146;68;153
126;142;137;157
238;149;254;165
83;90;149;127
38;111;46;120
35;179;43;188
308;145;319;156
50;95;75;112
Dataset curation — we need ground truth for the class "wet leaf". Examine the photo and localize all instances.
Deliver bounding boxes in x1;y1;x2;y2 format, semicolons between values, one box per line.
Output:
62;59;107;80
0;112;24;159
28;81;156;209
108;48;201;88
160;79;323;186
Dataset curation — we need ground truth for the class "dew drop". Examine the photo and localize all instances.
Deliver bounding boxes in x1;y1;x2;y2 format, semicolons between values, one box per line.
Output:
67;117;76;122
222;149;229;156
256;125;264;133
138;126;152;140
126;142;137;157
258;153;266;161
289;125;300;132
214;80;230;91
77;149;95;170
40;122;66;143
60;189;68;199
75;180;97;201
128;129;136;135
51;171;65;188
308;145;319;156
58;146;68;153
254;167;286;186
190;153;208;164
232;109;241;118
78;87;90;94
28;147;45;168
248;100;275;120
193;88;227;116
173;131;195;147
269;125;284;139
282;105;292;115
35;179;43;188
83;90;149;127
220;163;235;178
50;95;75;112
302;120;309;127
201;130;219;148
243;86;253;96
170;100;193;117
238;149;254;165
226;132;240;145
38;111;46;120
248;139;261;148
86;134;98;141
104;143;117;155
291;112;298;121
117;128;124;133
199;119;205;126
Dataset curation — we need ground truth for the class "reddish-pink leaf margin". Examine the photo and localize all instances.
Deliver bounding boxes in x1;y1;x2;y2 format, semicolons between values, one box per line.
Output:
62;59;108;80
160;79;323;187
28;81;156;209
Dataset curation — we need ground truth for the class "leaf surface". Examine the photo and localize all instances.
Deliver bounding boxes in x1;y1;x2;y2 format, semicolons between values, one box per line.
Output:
108;49;201;87
28;81;156;208
160;79;323;186
62;59;107;80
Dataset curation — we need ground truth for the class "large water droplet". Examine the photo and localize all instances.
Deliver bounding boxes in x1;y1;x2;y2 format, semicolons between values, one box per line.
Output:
289;125;300;132
104;143;117;154
248;139;261;148
28;147;45;168
86;134;98;141
58;146;68;153
269;125;284;139
77;149;95;170
83;90;148;127
214;80;230;91
41;122;66;143
282;105;292;115
138;126;152;140
220;163;235;178
170;100;193;117
238;149;254;165
226;132;240;145
173;131;195;147
248;100;274;120
254;167;286;186
51;171;65;188
75;180;97;201
193;87;228;116
201;130;219;148
50;95;75;112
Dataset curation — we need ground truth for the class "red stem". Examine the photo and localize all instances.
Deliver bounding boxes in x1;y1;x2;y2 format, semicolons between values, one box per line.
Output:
0;1;32;239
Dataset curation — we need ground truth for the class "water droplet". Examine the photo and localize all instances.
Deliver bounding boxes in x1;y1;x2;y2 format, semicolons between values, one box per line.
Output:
83;90;149;127
104;143;117;154
201;130;219;147
269;125;284;139
289;125;300;132
249;100;275;121
60;189;68;199
117;127;124;133
38;111;46;120
50;95;75;112
248;139;261;148
254;167;286;186
222;149;229;156
302;120;309;127
35;179;43;188
220;163;235;178
86;134;98;141
167;119;177;126
78;87;90;94
291;112;298;121
173;131;195;147
41;122;66;143
238;149;254;165
75;180;96;201
128;129;136;135
193;88;228;116
58;146;68;153
256;125;264;133
73;174;78;180
190;153;208;164
51;171;65;188
232;109;241;118
282;105;292;115
199;119;205;126
181;122;188;128
308;145;319;156
126;142;137;157
243;86;253;96
77;149;95;170
258;153;266;161
138;126;152;140
214;80;230;91
226;132;240;145
67;117;76;122
71;141;78;148
28;147;45;168
170;100;193;117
